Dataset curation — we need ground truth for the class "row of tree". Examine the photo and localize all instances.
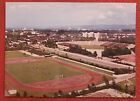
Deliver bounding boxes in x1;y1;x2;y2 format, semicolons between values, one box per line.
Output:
102;47;131;57
15;76;135;97
65;45;98;57
42;39;57;48
5;42;29;51
99;37;135;44
59;54;134;75
28;48;50;56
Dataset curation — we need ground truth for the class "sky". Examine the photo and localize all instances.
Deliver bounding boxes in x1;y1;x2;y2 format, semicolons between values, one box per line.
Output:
6;2;136;28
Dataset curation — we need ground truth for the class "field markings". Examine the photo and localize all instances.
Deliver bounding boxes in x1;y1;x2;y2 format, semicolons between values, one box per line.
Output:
5;57;103;92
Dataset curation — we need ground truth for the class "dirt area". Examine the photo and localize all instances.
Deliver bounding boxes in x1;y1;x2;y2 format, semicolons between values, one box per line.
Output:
114;54;135;63
88;88;133;97
85;92;111;97
57;40;105;46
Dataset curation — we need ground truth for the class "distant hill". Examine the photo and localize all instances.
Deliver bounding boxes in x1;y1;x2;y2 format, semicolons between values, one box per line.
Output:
77;24;135;30
6;24;135;30
46;24;135;30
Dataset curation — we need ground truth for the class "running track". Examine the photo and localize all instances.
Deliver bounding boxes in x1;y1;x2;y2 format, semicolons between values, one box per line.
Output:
5;57;103;92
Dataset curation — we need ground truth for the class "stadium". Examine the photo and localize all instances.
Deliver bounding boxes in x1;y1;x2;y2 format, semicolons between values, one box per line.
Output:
5;51;106;97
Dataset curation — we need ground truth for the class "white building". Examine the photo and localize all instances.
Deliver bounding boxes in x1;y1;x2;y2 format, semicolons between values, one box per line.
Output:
82;32;108;41
82;32;94;37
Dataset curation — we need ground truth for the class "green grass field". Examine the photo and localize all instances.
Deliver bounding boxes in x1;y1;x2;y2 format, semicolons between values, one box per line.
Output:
5;51;32;60
81;45;104;49
5;51;115;97
5;51;86;97
56;57;114;76
6;60;86;84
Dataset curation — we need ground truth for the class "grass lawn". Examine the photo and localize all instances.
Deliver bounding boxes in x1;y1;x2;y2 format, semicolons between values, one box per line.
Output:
81;45;104;49
5;51;32;60
56;57;114;76
6;59;86;84
55;57;115;86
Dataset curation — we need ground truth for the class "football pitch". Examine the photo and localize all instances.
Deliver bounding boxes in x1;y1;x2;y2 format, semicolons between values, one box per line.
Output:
6;59;86;84
5;51;103;97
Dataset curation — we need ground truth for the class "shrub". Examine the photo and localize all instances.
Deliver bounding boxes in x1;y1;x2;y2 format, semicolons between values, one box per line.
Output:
102;47;131;57
16;92;20;97
23;91;27;97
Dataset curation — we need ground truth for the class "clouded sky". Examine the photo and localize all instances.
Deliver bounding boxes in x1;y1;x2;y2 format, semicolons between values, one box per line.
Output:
6;2;136;28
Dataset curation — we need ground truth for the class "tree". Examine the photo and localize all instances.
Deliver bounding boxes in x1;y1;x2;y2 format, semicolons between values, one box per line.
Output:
68;45;92;56
30;47;35;55
81;89;87;95
133;67;135;73
71;91;77;97
92;82;95;86
45;39;57;48
125;84;128;93
112;79;116;87
87;84;92;91
54;92;58;97
65;53;68;58
133;86;136;96
42;41;47;45
102;47;131;57
103;76;109;86
31;39;37;44
58;90;63;96
16;92;20;97
23;91;27;97
93;51;97;57
43;94;47;97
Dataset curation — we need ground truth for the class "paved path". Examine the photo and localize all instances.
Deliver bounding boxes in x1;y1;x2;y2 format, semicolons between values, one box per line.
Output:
32;44;133;70
96;73;135;87
114;73;135;83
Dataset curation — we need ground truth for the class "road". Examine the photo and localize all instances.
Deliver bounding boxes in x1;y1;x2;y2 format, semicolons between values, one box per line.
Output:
96;73;135;87
32;44;133;70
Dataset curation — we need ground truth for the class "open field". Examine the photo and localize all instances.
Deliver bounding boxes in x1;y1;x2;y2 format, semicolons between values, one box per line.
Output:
58;41;105;46
5;51;104;97
5;57;103;93
81;45;104;49
6;58;86;84
5;51;32;60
